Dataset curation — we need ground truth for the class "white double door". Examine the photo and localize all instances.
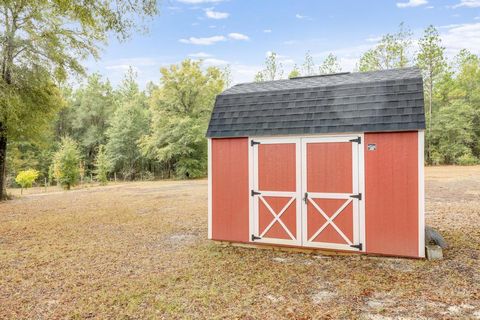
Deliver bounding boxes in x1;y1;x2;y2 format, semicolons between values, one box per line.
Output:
250;136;364;251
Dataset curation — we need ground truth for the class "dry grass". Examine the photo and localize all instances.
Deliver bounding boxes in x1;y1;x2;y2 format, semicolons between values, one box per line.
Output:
0;167;479;319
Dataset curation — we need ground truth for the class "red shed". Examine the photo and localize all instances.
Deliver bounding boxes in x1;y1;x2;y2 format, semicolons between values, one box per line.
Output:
206;68;425;258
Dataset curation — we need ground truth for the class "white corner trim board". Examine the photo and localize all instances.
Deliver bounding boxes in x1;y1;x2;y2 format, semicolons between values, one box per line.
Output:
418;130;425;258
207;138;212;239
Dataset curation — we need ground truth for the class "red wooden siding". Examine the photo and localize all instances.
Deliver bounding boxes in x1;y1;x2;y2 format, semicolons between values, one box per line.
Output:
258;143;296;192
211;138;249;242
365;132;419;257
307;142;352;193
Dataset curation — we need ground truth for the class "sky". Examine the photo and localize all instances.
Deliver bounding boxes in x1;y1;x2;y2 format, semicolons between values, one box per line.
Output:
85;0;480;88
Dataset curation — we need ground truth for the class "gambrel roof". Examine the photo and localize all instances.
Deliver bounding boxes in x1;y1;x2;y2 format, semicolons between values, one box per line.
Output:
206;67;425;138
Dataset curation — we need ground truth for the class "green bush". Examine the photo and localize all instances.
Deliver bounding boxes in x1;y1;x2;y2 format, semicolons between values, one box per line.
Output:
457;152;478;165
94;145;111;185
53;137;81;190
15;169;39;191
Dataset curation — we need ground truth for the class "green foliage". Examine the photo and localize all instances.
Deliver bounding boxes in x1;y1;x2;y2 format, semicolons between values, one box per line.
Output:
358;23;412;72
255;52;284;82
288;65;301;79
60;74;116;170
15;169;39;189
429;101;477;165
319;53;341;74
0;0;159;199
106;70;149;180
141;59;226;178
53;137;81;190
94;145;111;185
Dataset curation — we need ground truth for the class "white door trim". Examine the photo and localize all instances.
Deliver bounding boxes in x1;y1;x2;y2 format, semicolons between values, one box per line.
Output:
250;137;302;246
248;133;365;251
301;135;365;252
418;130;425;258
207;138;212;239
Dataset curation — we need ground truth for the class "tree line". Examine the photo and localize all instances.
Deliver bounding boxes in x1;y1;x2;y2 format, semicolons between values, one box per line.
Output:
9;61;228;190
255;24;480;166
2;6;480;196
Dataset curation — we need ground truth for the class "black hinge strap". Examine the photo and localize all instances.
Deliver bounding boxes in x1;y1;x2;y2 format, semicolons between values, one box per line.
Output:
350;243;363;250
303;192;308;204
350;193;362;200
251;140;260;146
251;234;261;241
251;190;261;196
349;137;361;144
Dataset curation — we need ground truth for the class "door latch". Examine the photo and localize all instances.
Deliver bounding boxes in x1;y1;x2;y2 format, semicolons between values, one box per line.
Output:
303;192;308;204
350;193;362;200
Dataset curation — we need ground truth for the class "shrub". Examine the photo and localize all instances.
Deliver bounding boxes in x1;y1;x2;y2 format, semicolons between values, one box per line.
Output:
53;137;81;190
94;145;111;185
457;152;478;166
15;169;39;193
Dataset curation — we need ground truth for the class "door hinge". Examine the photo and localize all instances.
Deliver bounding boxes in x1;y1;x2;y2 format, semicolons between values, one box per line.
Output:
350;243;363;250
303;192;308;204
350;193;362;200
251;190;261;196
251;140;260;146
251;234;262;241
349;137;361;144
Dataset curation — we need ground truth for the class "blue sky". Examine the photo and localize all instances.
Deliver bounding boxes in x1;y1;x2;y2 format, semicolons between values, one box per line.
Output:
86;0;480;88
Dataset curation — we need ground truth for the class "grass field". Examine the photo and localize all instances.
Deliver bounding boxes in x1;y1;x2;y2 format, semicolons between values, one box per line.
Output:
0;166;479;319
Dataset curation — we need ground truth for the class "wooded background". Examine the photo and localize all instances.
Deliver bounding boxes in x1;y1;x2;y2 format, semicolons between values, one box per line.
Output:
1;0;479;197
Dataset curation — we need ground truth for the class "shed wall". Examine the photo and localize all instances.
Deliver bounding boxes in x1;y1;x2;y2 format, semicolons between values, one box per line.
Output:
364;131;419;257
211;138;250;242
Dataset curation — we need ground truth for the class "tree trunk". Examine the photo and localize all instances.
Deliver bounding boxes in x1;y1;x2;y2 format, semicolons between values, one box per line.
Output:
0;125;7;200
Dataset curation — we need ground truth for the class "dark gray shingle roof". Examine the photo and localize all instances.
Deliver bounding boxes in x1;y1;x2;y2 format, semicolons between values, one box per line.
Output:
206;67;425;138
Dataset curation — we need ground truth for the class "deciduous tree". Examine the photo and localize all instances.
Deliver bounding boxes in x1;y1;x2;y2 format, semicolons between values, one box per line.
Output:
319;53;341;74
141;60;227;178
255;52;284;81
106;70;149;180
53;137;80;190
0;0;159;199
358;23;412;72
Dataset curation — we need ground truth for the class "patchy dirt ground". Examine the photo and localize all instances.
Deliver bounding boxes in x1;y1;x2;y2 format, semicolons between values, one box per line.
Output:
0;167;479;319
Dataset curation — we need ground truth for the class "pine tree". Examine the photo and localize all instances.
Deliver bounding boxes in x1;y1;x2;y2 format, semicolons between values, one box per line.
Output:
53;137;81;190
94;145;111;185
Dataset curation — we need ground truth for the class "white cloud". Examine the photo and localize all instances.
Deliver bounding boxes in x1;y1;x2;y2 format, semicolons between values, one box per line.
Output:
179;35;226;45
177;0;223;3
440;22;480;55
263;29;272;33
205;8;229;19
188;52;212;58
203;58;229;65
229;64;262;84
228;33;249;40
475;16;480;19
396;0;428;8
452;0;480;8
426;5;434;8
295;13;308;19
